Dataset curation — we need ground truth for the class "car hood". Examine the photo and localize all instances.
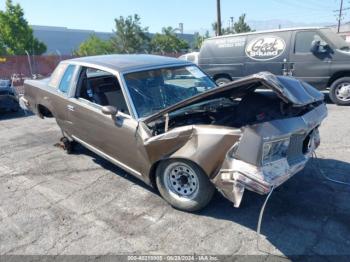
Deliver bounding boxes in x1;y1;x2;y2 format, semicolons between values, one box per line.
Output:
143;72;325;124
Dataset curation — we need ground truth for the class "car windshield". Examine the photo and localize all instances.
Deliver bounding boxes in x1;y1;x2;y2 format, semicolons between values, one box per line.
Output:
124;65;217;118
321;28;350;51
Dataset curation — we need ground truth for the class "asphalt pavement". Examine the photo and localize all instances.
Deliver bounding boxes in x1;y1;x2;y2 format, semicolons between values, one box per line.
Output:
0;104;349;258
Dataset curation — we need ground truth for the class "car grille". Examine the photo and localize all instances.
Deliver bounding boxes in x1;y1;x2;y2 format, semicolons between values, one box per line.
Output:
287;134;306;165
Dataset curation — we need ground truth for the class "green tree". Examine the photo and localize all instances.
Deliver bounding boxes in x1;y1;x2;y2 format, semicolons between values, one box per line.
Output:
74;35;113;56
212;14;252;36
150;27;189;53
233;14;252;34
0;0;46;55
193;31;210;50
110;14;150;53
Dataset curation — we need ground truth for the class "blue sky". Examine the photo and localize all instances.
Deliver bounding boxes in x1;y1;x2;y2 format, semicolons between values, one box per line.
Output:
0;0;341;33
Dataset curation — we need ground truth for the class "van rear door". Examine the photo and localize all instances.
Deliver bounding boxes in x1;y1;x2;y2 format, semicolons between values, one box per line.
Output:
289;30;331;89
244;31;291;76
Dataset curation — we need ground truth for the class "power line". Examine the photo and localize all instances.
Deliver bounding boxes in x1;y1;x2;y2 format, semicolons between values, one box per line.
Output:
334;0;347;32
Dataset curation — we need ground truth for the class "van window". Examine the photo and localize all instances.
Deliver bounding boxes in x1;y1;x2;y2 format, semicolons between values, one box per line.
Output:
58;65;76;94
295;31;326;53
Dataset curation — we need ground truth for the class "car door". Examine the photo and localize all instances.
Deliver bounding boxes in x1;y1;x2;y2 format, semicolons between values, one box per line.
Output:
289;30;331;89
244;31;291;76
47;63;78;132
66;67;147;177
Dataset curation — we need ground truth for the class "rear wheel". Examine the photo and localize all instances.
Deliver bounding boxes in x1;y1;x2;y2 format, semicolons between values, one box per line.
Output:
156;159;215;212
329;77;350;105
215;77;231;86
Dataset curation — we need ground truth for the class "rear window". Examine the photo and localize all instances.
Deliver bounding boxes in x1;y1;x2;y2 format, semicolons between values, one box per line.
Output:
58;65;76;94
49;63;68;88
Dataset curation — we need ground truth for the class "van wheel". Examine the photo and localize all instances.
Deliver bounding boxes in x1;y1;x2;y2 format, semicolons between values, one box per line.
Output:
329;77;350;105
215;77;231;86
156;159;215;212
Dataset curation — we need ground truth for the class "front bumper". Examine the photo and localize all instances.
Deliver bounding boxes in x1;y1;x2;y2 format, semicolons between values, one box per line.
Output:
212;103;327;208
213;156;310;208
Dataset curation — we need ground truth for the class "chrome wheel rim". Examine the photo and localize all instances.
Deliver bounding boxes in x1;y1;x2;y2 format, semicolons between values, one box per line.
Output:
335;82;350;102
164;162;199;199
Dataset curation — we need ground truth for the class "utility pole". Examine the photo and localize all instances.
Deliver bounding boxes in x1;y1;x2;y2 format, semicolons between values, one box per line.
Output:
337;0;344;33
216;0;222;36
230;17;234;32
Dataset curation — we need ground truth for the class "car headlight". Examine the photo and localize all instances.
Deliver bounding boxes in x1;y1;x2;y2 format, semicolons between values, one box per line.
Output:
262;138;290;164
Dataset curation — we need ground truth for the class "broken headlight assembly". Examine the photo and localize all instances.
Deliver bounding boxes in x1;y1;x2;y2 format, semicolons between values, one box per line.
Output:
262;138;290;164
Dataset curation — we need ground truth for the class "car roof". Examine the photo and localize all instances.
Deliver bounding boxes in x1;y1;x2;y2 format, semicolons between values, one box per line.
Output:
65;54;192;73
208;26;328;40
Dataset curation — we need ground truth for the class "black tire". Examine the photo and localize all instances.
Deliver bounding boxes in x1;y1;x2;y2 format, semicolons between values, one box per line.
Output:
215;77;231;86
156;159;215;212
329;77;350;105
10;102;20;112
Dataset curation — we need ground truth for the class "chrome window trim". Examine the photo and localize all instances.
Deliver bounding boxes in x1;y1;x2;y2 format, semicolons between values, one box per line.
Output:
67;61;139;119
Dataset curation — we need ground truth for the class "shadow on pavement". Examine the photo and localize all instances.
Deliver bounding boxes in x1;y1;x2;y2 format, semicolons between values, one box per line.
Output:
202;158;350;257
0;110;33;120
70;142;350;257
72;144;158;194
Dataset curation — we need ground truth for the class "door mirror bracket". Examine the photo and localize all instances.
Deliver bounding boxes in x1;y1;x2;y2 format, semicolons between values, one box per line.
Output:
101;106;123;126
102;105;118;118
310;40;329;54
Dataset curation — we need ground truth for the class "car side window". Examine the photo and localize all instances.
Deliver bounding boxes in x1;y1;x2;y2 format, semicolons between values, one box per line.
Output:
49;63;68;88
295;31;327;53
58;65;76;94
75;67;130;115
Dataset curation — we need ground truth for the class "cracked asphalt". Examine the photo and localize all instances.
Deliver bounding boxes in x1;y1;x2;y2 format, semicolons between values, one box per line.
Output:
0;103;349;258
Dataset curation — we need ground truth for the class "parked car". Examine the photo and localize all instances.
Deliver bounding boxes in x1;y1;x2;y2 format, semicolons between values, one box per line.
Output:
0;79;19;112
21;54;327;211
178;52;199;65
199;27;350;105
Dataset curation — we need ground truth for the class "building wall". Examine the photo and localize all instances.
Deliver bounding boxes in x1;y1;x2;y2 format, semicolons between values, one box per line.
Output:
32;25;195;55
32;26;113;55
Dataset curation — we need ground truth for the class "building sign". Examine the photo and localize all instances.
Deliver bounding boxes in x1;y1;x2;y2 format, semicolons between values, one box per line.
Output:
245;36;286;61
0;57;6;63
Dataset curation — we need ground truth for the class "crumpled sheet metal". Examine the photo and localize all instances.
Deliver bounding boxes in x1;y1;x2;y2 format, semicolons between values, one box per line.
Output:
212;104;326;207
143;125;242;180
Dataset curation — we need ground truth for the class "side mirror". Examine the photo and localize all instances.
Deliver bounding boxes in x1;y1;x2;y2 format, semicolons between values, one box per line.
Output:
101;105;118;117
310;40;321;53
311;40;329;54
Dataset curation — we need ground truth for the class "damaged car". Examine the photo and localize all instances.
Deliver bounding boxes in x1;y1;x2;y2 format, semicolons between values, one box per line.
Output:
20;55;327;211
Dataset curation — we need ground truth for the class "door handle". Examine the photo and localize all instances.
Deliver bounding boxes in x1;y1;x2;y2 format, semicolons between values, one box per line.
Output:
67;105;75;111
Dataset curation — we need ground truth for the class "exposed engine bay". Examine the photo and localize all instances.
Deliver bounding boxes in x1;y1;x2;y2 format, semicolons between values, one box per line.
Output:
148;89;322;136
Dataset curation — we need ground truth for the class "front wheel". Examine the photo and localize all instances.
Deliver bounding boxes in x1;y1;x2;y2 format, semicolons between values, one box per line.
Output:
329;77;350;105
156;159;215;212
